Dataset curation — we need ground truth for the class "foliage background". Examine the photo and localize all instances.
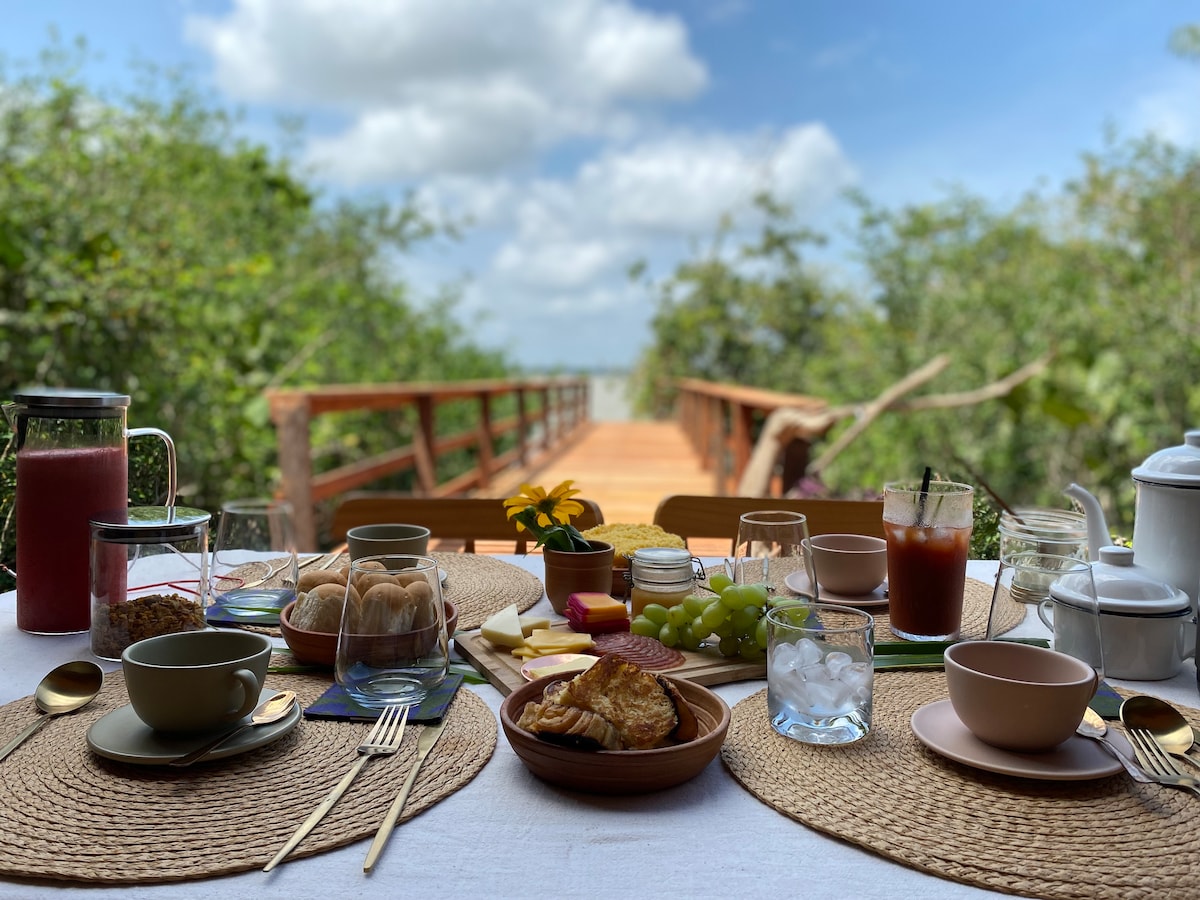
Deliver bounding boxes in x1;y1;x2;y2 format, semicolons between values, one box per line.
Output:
2;32;1198;588
634;133;1200;544
0;48;512;589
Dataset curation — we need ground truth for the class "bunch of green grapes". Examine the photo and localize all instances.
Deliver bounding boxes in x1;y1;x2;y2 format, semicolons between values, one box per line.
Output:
629;572;793;661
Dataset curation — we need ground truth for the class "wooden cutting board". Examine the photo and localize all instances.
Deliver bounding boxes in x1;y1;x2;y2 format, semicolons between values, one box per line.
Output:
455;626;766;695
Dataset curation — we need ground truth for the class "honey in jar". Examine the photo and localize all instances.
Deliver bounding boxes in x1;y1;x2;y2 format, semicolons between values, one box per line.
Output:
629;547;698;617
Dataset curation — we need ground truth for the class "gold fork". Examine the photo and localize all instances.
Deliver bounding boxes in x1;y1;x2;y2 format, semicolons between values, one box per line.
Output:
263;704;410;871
1125;727;1200;797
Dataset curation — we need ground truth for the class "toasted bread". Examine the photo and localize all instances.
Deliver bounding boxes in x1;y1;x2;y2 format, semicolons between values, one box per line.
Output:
517;699;623;751
552;654;678;750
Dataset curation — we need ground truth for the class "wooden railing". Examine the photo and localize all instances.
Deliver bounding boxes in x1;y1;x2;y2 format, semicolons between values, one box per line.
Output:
674;378;831;494
267;378;589;549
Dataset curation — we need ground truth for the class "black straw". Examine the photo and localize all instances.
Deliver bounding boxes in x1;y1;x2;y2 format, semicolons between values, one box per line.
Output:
916;466;932;527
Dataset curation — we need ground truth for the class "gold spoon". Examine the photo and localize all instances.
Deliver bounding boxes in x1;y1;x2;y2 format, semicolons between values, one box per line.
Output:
167;690;297;767
1076;708;1151;782
1119;695;1200;771
0;661;104;763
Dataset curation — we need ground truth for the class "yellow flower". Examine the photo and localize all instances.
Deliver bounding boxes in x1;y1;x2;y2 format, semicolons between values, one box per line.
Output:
504;480;584;532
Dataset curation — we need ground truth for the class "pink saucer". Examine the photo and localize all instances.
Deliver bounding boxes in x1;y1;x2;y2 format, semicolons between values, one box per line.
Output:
784;571;888;607
911;700;1125;781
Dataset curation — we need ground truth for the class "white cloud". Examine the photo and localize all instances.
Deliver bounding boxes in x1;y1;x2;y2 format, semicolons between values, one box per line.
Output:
413;126;856;358
1129;68;1200;146
186;0;708;179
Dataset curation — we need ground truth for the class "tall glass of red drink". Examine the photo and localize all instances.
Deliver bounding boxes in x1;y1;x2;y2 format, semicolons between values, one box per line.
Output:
883;480;974;641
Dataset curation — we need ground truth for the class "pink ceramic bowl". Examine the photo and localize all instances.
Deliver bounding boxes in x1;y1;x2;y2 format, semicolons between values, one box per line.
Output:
944;641;1097;752
280;599;458;667
803;534;888;596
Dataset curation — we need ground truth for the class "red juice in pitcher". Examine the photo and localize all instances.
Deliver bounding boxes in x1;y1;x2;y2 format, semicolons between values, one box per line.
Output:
16;445;128;633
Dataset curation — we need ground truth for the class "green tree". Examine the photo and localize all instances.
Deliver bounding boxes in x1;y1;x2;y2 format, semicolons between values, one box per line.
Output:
636;134;1200;535
0;42;512;583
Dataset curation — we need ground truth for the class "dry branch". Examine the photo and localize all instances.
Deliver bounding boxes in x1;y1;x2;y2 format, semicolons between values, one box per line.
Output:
736;353;1052;496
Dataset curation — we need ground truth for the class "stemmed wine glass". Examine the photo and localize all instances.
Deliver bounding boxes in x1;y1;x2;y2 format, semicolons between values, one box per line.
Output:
209;499;299;625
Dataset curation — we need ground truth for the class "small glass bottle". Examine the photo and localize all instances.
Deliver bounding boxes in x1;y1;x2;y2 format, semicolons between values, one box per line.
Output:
629;547;698;617
89;505;211;661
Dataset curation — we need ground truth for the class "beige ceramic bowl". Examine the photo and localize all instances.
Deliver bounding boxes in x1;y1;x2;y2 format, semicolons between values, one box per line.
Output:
944;641;1098;752
803;534;888;596
500;675;730;793
279;599;458;667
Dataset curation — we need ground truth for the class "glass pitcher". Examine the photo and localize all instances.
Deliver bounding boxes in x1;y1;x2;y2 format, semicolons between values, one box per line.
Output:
5;389;177;634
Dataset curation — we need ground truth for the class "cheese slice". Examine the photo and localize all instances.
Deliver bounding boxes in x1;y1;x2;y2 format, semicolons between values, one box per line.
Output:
480;604;524;649
518;614;551;637
528;656;597;679
511;629;595;658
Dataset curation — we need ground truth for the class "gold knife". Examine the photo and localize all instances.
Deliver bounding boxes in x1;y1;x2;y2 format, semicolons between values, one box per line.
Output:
362;718;448;873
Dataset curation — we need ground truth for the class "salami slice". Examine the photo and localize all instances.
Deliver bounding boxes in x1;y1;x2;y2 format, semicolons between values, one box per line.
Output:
591;632;685;671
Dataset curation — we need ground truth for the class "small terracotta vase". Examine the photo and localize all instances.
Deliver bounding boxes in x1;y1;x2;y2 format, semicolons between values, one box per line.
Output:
542;540;616;614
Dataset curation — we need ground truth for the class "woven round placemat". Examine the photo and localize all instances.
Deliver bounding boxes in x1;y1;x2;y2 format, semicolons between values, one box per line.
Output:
704;566;1020;641
0;663;496;884
219;552;544;635
723;672;1200;899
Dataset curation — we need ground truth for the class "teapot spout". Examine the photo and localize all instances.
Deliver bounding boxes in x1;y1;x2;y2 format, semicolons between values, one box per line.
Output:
1063;483;1112;561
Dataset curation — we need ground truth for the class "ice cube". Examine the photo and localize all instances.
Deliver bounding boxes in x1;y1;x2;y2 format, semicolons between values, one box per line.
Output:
803;679;841;714
794;637;823;667
770;642;799;676
824;650;853;677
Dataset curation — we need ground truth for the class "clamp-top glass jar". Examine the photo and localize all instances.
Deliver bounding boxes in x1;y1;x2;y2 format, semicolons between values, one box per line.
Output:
629;547;700;617
89;506;210;661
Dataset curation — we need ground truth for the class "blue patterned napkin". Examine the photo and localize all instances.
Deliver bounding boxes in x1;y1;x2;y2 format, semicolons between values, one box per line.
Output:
303;673;464;724
1089;680;1125;720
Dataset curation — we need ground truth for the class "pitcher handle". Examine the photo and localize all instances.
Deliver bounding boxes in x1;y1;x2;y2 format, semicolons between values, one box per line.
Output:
127;427;177;507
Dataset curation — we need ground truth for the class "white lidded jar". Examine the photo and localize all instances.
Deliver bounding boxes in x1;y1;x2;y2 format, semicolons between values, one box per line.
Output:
1046;546;1193;680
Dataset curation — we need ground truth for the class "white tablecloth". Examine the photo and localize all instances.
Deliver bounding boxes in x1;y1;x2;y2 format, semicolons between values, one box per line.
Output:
0;559;1195;900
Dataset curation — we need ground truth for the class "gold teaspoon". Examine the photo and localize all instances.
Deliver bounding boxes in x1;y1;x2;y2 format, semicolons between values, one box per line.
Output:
1119;695;1200;771
0;661;104;763
168;690;297;767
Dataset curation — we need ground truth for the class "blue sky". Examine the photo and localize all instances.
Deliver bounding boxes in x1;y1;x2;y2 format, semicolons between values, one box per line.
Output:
1;1;1196;370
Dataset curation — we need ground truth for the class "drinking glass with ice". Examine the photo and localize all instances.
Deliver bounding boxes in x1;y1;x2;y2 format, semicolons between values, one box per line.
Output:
766;603;874;745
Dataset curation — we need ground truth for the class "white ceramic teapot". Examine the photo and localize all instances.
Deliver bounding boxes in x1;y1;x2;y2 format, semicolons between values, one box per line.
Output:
1065;430;1200;614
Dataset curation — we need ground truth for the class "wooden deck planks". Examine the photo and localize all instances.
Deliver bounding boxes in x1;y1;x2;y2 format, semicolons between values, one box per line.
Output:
480;420;718;527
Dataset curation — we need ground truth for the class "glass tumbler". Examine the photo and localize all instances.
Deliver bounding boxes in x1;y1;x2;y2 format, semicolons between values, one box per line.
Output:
733;510;818;603
883;480;973;641
767;603;875;745
89;506;211;661
210;498;299;625
336;554;449;708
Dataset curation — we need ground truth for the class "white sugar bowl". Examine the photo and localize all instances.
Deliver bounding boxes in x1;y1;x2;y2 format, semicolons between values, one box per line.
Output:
1043;546;1195;681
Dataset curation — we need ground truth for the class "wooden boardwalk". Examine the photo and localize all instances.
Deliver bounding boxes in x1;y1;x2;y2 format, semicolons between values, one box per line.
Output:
483;420;717;525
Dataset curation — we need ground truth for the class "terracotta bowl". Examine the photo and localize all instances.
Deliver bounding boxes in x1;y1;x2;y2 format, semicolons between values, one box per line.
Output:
499;674;730;793
279;599;458;667
803;533;888;596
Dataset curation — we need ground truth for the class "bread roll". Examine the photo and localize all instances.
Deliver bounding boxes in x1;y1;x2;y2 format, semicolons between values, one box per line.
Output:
297;569;345;593
292;582;352;633
359;582;413;633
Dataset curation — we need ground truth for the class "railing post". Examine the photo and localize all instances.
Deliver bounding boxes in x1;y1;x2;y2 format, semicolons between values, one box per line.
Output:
731;401;755;494
516;389;529;465
477;391;494;487
268;391;318;550
414;396;437;495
